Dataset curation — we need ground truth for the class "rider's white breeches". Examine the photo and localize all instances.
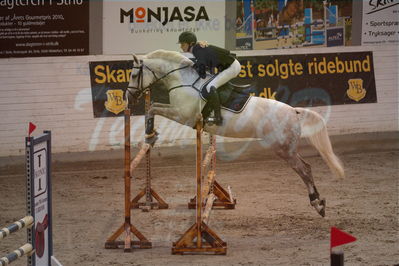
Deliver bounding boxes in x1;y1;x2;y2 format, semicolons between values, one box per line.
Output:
206;59;241;92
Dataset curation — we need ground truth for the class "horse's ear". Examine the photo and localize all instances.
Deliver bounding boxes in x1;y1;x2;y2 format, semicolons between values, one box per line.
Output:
181;57;194;66
132;54;139;64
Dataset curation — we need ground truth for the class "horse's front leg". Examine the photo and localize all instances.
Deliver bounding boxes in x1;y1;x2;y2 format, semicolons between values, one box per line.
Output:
144;104;184;145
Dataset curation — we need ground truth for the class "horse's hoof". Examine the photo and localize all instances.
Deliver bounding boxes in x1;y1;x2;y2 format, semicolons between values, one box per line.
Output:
145;131;159;146
318;198;326;217
319;207;325;217
311;198;326;217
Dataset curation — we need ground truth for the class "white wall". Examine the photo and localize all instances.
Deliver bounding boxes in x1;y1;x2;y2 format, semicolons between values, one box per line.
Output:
0;45;397;157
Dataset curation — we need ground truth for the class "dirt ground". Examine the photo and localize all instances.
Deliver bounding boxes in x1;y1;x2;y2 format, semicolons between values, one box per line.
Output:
0;133;398;266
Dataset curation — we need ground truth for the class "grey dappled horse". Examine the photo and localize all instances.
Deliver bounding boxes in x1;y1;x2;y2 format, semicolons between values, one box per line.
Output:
126;49;344;217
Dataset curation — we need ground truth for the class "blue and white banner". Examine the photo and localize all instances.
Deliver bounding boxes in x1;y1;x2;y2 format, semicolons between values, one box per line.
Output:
103;0;225;54
362;0;399;45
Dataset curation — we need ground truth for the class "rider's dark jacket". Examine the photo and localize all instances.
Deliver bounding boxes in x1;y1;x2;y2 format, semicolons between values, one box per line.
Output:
191;44;236;79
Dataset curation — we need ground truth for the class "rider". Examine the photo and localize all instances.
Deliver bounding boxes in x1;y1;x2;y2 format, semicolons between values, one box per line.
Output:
178;31;241;125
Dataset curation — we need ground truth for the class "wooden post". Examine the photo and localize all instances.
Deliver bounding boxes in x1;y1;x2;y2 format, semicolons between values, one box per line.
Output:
131;91;168;211
196;122;202;248
105;109;152;251
172;120;226;255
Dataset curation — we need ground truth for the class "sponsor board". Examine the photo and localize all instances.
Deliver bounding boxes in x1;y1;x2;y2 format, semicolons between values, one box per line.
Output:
103;0;225;54
362;0;399;45
237;51;377;106
0;0;89;58
89;51;377;118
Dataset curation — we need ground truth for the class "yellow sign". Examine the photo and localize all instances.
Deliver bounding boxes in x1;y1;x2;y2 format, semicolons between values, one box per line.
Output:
104;89;127;115
346;79;366;102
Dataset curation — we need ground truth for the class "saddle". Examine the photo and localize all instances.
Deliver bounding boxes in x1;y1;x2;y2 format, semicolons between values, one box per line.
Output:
199;80;252;115
182;53;252;114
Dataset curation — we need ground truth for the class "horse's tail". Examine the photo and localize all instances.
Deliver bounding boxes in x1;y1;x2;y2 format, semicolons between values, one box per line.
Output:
295;107;345;178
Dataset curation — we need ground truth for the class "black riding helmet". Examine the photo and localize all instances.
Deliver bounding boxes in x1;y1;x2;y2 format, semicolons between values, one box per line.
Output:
178;31;197;44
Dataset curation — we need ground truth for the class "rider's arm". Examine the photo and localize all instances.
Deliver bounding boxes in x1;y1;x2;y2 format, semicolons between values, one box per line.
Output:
192;45;208;78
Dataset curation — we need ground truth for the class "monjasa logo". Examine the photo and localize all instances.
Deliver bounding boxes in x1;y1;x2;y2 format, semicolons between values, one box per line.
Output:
120;6;210;25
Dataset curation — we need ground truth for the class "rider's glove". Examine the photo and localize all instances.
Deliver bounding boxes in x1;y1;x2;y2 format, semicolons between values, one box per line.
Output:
193;63;206;79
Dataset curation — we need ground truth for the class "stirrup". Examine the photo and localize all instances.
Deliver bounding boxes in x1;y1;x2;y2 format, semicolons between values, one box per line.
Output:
205;116;222;126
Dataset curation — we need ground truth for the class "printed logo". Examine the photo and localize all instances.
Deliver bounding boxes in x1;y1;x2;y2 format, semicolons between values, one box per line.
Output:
367;0;399;14
120;6;209;26
347;79;366;102
104;89;127;115
326;28;344;47
328;32;343;42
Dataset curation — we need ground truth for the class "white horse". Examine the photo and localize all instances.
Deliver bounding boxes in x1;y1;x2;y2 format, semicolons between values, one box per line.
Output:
126;49;344;217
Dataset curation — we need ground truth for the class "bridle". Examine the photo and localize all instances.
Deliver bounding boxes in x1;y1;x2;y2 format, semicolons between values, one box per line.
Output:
126;58;157;101
126;56;197;102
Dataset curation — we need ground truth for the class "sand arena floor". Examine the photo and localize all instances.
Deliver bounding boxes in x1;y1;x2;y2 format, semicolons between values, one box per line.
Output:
0;133;398;265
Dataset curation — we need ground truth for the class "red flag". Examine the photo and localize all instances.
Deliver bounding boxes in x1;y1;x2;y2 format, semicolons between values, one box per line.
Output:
330;227;356;250
28;122;36;136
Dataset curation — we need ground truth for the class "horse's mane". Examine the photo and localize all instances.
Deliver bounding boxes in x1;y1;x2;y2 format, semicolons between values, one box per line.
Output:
144;49;194;66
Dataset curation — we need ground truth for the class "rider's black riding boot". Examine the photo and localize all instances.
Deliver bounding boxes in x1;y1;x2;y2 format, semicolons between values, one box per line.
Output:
207;86;223;126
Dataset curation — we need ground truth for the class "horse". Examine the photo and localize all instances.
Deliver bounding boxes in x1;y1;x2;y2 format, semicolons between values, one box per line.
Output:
126;49;344;217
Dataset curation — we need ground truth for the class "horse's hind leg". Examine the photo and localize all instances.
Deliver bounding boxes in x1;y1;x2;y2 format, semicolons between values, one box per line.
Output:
275;148;326;217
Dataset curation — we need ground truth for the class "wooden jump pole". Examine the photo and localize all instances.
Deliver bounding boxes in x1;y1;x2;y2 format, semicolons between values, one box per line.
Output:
0;243;33;265
0;217;34;266
105;109;152;251
0;216;34;240
131;91;168;211
188;132;236;210
172;119;226;255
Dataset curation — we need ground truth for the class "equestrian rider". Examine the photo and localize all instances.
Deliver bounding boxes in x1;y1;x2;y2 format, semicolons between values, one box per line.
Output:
178;31;241;126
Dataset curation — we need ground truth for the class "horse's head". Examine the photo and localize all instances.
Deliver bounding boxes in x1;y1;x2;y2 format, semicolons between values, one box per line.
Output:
126;50;195;105
126;54;156;105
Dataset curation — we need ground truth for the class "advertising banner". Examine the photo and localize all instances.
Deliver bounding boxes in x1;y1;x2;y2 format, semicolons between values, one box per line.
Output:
89;60;140;118
236;51;377;106
0;0;89;58
236;0;353;50
89;52;376;118
89;60;168;118
362;0;399;45
103;0;225;54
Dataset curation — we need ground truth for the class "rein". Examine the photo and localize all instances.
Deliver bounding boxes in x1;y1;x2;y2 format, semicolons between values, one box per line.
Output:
168;76;201;93
127;60;196;99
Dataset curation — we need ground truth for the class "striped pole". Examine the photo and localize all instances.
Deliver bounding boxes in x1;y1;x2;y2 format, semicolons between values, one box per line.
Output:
0;243;33;266
0;216;33;241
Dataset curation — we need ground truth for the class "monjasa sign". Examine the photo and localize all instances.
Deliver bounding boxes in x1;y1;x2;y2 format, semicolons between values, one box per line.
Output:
120;6;210;25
